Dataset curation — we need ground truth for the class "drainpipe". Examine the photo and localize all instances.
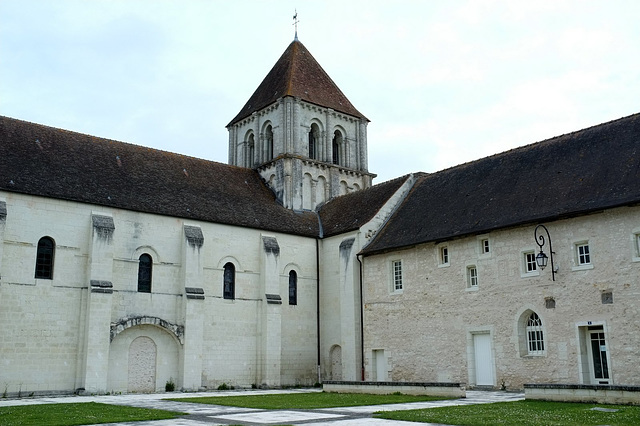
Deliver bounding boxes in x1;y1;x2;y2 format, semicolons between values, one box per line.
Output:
357;253;365;381
316;237;321;385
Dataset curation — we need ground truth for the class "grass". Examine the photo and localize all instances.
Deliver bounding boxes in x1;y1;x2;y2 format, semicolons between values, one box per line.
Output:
0;402;185;426
169;391;451;409
375;399;640;425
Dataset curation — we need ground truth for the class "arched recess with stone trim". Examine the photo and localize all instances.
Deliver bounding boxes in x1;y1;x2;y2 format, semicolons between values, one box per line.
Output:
107;317;182;393
329;344;343;380
302;173;313;210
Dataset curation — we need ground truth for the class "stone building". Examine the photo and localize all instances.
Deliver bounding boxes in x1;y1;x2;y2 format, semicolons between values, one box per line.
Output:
0;37;639;396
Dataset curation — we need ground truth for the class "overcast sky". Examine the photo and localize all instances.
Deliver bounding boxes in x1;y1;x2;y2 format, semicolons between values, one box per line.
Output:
1;0;639;183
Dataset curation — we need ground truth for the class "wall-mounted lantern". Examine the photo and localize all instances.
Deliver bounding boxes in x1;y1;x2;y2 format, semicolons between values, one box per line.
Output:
534;224;556;281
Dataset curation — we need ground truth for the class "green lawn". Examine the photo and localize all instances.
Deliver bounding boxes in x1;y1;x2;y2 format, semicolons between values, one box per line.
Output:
375;400;640;425
169;392;451;409
0;402;184;426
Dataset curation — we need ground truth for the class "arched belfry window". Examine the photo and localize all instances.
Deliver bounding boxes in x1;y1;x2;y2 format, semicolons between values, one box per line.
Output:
526;312;545;355
223;262;235;300
289;270;298;305
137;254;152;293
35;236;55;279
308;123;319;160
265;125;274;161
332;130;343;165
247;133;255;168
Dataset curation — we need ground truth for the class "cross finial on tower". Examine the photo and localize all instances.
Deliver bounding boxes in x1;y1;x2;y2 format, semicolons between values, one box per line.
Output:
293;10;299;41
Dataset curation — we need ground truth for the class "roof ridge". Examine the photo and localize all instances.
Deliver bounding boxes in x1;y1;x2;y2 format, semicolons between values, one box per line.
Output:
428;112;640;176
0;115;226;165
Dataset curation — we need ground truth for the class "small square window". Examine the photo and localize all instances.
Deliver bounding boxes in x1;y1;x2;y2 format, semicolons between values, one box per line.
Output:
481;239;490;254
467;266;478;288
577;243;591;265
392;260;403;292
572;241;594;271
440;246;449;265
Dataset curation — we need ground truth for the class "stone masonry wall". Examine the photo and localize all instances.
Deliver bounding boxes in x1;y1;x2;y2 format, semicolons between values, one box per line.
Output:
362;206;640;390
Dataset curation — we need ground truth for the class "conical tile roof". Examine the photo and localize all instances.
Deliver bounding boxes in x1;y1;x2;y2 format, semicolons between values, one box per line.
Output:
228;40;367;126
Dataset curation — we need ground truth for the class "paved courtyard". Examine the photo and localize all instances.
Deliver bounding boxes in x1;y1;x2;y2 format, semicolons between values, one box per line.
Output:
0;388;524;425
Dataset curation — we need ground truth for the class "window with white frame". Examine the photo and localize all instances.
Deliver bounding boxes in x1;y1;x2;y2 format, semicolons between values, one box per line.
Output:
467;265;478;288
481;238;490;254
526;312;545;355
634;233;640;260
439;246;449;266
392;260;403;292
576;242;591;266
525;251;537;273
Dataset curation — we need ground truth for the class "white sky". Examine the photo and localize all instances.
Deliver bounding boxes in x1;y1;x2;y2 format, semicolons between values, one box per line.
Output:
1;0;639;184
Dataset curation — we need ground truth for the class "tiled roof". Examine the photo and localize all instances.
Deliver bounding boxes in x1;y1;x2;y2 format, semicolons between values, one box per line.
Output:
228;40;367;126
362;113;640;255
318;175;410;238
0;116;319;237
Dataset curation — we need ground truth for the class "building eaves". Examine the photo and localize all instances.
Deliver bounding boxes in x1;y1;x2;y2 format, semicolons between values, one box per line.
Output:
0;116;319;237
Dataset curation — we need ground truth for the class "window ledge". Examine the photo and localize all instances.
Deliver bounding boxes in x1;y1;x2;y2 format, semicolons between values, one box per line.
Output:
522;353;546;358
520;271;540;278
632;256;640;263
466;286;479;292
572;264;594;271
438;263;450;269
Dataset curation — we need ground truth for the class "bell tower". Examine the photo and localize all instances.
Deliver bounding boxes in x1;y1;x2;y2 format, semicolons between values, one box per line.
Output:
226;40;375;210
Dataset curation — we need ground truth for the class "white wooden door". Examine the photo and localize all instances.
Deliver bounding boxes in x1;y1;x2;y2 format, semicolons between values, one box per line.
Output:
373;349;387;381
473;333;494;386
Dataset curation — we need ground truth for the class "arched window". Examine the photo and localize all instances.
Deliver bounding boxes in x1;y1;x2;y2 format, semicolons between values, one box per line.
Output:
308;123;319;160
332;130;343;165
247;133;255;168
265;125;274;161
35;236;55;279
223;262;235;300
289;270;297;305
526;312;545;355
137;254;152;293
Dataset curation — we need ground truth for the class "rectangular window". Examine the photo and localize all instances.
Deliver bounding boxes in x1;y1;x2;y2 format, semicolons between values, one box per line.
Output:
577;243;591;265
440;246;449;265
481;239;490;254
392;260;403;292
525;252;537;273
467;266;478;288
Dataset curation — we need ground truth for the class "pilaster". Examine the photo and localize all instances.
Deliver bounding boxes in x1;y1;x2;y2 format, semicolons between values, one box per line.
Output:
0;198;6;282
181;224;205;391
339;237;360;381
81;213;115;393
260;235;282;386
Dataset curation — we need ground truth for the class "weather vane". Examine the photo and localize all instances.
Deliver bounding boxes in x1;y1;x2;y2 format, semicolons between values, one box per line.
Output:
293;10;299;40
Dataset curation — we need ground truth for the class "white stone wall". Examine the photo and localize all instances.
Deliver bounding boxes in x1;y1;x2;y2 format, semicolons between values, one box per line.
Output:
362;206;640;389
0;191;319;395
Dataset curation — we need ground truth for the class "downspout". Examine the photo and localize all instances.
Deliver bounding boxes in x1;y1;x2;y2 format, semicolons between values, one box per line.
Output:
357;253;365;381
315;212;324;385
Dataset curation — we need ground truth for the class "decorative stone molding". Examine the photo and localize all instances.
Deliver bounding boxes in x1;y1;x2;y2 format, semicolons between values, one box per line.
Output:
265;294;282;304
0;200;6;223
110;316;184;344
90;280;113;294
91;214;115;241
185;287;205;300
183;225;204;249
262;236;280;256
